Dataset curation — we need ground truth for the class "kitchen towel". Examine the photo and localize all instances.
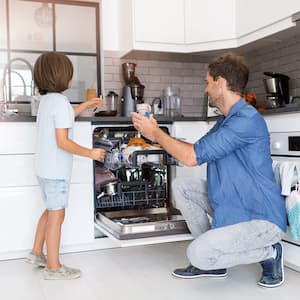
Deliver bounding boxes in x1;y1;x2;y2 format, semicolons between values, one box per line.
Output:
286;186;300;240
272;160;300;196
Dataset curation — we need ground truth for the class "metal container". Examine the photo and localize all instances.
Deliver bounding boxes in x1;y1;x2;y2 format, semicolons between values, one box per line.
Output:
263;78;278;94
95;91;118;117
130;84;145;102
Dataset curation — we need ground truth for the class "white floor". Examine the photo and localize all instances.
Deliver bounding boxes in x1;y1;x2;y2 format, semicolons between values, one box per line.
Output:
1;241;300;300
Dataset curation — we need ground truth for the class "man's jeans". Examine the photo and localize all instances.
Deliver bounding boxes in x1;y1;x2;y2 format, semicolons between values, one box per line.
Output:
172;177;284;270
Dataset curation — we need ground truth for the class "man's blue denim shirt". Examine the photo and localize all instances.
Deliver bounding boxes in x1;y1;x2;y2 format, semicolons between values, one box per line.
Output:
194;99;286;232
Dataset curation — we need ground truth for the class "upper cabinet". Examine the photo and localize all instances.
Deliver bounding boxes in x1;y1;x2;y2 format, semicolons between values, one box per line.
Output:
116;0;185;53
110;0;299;54
236;0;295;46
292;0;300;12
133;0;185;47
116;0;235;53
185;0;237;52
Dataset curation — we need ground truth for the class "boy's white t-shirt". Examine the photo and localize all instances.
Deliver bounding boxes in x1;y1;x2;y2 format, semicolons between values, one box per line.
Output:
35;92;75;180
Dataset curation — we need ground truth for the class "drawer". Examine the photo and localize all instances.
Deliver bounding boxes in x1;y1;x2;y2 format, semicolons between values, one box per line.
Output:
0;155;93;187
0;155;37;187
0;122;36;154
0;122;92;155
0;186;44;253
0;183;94;253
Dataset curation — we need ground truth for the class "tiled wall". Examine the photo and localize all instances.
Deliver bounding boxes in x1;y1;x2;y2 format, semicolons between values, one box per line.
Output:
245;35;300;106
103;33;300;116
103;51;208;117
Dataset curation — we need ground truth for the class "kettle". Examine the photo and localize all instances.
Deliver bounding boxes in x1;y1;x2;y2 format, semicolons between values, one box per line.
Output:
95;91;119;116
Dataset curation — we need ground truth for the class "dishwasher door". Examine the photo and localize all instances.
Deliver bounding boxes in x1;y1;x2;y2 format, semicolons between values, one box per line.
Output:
95;207;188;240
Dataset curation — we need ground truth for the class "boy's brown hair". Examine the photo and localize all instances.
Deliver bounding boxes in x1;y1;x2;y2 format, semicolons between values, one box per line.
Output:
33;52;73;95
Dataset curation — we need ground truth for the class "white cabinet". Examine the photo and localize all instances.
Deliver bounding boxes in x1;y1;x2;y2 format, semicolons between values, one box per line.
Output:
185;0;237;51
293;0;300;12
0;122;36;154
0;121;95;259
113;0;298;54
0;184;94;254
117;0;236;53
118;0;185;53
171;122;209;181
61;184;94;246
134;0;185;45
236;0;295;45
0;186;44;253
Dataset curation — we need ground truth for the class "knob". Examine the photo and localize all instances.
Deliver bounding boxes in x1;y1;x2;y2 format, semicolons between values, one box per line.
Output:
272;141;281;150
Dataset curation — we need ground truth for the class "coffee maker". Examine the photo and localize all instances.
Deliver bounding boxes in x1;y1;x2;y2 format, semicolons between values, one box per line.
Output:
121;63;145;117
263;72;290;108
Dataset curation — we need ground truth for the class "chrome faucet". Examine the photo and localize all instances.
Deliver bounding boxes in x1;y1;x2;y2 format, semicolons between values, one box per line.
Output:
1;58;34;113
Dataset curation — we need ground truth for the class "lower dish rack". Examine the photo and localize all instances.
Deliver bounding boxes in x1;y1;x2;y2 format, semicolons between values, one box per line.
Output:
95;181;167;210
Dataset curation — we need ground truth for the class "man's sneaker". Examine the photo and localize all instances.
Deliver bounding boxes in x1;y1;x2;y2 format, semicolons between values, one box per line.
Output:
26;252;47;268
258;242;284;288
43;265;81;280
172;264;228;279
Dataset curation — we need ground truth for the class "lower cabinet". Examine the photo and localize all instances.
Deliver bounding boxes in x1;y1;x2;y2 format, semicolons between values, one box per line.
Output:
0;183;94;255
0;186;44;253
0;121;100;259
171;122;210;181
61;183;94;247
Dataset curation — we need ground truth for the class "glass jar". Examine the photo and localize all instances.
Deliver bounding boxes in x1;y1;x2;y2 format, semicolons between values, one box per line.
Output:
162;87;182;117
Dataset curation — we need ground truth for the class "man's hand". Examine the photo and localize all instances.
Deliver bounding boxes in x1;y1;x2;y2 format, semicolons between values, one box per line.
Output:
89;148;106;161
131;112;159;141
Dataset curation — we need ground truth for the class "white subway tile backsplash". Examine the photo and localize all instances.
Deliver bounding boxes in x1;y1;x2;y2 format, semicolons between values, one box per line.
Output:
245;33;300;103
103;35;300;116
103;65;120;74
103;57;113;66
103;51;207;117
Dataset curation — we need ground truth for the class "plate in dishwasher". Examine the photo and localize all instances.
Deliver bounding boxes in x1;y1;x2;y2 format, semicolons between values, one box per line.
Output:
95;207;189;239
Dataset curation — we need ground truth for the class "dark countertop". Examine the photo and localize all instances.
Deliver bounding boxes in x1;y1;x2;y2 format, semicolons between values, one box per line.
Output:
207;104;300;121
1;104;300;123
86;115;206;125
0;113;206;124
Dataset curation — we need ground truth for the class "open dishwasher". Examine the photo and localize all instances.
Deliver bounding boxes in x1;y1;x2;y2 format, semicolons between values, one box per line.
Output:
93;126;189;239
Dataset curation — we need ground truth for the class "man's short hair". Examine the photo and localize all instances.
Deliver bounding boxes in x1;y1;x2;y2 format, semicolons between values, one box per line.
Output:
208;52;249;96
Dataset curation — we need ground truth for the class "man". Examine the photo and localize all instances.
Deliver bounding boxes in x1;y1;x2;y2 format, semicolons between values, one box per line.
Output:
131;53;286;288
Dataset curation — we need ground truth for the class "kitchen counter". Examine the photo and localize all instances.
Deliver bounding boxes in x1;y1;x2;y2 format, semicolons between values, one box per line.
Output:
207;104;300;121
0;113;206;123
2;104;300;123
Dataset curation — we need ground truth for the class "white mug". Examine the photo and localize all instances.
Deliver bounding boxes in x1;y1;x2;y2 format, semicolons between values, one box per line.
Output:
136;103;151;117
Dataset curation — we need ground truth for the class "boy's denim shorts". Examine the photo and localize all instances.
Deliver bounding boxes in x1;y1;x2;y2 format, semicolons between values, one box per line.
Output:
37;177;70;210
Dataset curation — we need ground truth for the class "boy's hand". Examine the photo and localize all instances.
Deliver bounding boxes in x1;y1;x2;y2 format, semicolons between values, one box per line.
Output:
90;148;106;160
86;97;104;110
